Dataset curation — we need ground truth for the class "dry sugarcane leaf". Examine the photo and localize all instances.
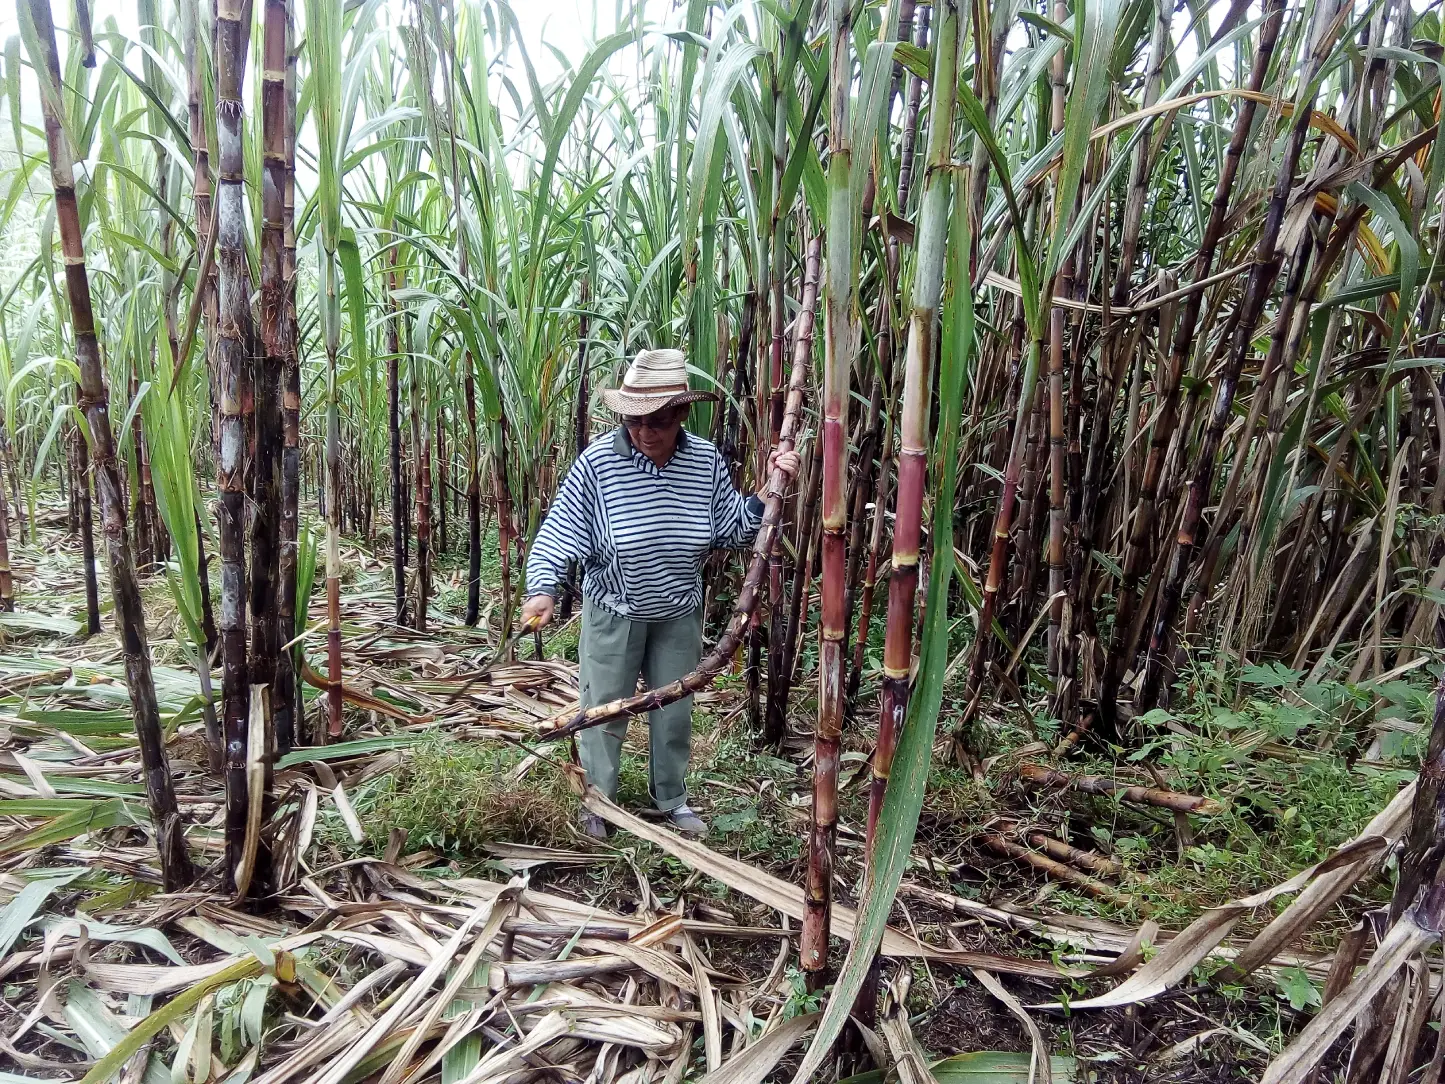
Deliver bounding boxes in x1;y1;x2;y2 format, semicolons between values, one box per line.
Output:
971;969;1051;1084
12;752;57;798
304;895;502;1084
662;1023;695;1084
1259;904;1441;1084
233;690;269;901
529;985;686;1051
76;951;238;996
579;938;700;993
453;1010;573;1084
682;934;721;1074
484;842;601;870
377;885;519;1084
312;761;364;844
250;1018;366;1084
581;790;1062;979
398;1003;488;1084
1042;820;1399;1010
315;959;408;1026
1226;780;1416;978
694;1012;819;1084
1089;920;1160;979
308;929;435;968
880;979;940;1084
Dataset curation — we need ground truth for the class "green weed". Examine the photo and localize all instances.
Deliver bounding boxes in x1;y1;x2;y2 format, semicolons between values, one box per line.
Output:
362;735;577;857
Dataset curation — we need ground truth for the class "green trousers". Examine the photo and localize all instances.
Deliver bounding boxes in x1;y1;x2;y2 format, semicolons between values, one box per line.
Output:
577;597;703;812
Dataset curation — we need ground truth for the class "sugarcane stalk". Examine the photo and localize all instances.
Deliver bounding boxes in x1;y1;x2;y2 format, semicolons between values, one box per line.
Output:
1135;0;1342;712
495;412;516;648
128;369;154;569
415;381;432;633
1099;0;1286;725
275;25;300;756
254;0;288;767
982;831;1137;908
762;241;823;747
844;3;927;739
388;246;406;626
871;0;960;849
22;0;193;889
998;820;1125;878
1068;0;1169;688
545;238;822;741
806;0;859;986
1044;0;1071;683
74;425;101;635
0;458;12;611
209;0;258;879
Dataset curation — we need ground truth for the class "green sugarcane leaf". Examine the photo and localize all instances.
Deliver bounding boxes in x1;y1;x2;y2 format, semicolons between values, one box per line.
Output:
893;41;931;80
338;230;370;379
1042;0;1125;286
0;866;85;958
0;801;131;858
77;956;267;1084
688;42;764;242
850;40;898;233
276;733;421;768
1346;181;1418;352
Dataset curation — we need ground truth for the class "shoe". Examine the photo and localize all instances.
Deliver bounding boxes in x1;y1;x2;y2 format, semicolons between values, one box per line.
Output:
665;805;707;836
579;813;610;841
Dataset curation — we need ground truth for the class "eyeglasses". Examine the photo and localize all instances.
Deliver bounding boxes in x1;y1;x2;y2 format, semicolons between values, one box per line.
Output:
621;409;680;431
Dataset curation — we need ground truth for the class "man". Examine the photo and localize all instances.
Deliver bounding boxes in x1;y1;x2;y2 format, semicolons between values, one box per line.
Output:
522;348;799;838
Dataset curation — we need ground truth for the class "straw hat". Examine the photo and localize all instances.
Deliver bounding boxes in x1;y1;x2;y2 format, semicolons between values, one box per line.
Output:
599;349;718;415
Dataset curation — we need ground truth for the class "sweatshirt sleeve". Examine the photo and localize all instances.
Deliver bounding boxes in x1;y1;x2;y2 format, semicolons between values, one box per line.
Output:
710;450;764;549
525;456;596;597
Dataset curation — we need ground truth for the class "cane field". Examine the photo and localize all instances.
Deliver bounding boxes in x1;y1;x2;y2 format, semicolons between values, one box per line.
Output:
0;0;1442;1080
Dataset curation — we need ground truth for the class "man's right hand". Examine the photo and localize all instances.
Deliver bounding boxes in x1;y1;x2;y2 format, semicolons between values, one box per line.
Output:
521;594;556;629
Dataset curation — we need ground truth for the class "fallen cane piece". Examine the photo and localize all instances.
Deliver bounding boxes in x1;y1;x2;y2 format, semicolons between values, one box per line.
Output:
1017;763;1223;815
981;831;1141;910
997;819;1125;878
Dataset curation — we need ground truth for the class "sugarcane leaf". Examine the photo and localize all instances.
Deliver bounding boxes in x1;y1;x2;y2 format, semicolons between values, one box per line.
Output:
0;800;133;857
1346;181;1418;351
77;956;267;1084
850;40;898;230
339;230;370;378
44;915;186;966
276;733;421;768
688;41;763;242
893;41;931;80
1042;0;1125;286
0;866;84;958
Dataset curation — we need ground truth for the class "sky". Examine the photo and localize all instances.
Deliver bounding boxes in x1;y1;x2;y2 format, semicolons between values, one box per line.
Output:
0;0;602;93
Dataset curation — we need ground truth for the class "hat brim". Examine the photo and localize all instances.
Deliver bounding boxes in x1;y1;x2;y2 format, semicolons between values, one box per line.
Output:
599;388;719;414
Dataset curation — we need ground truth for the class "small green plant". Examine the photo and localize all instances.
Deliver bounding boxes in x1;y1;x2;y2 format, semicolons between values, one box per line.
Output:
364;736;577;857
1274;966;1322;1013
781;967;825;1019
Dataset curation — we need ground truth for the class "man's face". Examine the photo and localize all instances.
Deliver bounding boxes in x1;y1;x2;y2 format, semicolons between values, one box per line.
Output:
622;406;685;456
